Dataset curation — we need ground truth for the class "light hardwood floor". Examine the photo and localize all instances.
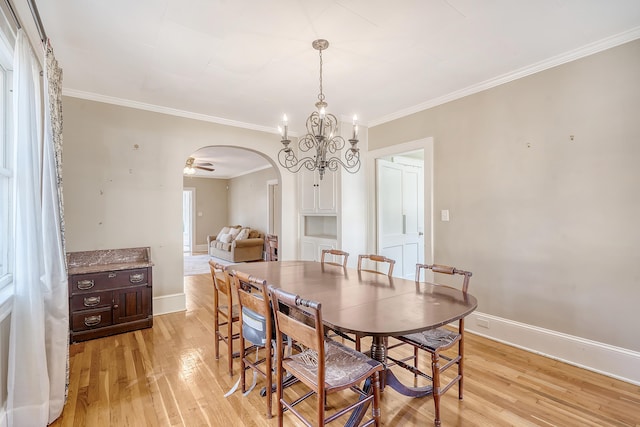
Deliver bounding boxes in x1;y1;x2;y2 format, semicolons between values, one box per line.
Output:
50;273;639;426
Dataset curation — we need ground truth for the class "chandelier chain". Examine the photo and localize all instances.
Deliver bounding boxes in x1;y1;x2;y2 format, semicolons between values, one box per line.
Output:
318;48;324;103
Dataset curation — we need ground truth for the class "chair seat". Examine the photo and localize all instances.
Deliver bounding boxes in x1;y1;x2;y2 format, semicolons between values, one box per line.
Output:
399;327;460;351
219;303;240;319
284;339;382;390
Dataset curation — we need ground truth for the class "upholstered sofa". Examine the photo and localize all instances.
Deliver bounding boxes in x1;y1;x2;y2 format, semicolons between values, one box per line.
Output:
207;225;264;263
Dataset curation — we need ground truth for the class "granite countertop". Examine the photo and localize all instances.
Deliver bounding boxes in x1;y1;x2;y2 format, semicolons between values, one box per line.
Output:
67;247;154;275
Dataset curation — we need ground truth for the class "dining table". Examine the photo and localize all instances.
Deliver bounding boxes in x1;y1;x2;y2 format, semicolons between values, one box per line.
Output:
229;260;478;424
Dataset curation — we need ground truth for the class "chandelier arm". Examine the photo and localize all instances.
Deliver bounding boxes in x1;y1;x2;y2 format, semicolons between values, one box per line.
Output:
296;134;320;153
324;135;346;154
277;149;318;173
324;152;361;174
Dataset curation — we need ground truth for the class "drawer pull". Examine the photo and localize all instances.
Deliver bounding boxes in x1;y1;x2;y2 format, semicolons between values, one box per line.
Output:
129;273;144;283
83;296;101;307
108;272;117;278
84;315;102;327
77;280;95;290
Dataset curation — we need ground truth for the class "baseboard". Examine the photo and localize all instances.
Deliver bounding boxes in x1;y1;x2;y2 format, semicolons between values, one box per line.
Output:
465;311;640;386
153;293;186;315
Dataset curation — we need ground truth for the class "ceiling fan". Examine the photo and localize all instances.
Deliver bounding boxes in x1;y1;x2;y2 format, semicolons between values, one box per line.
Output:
184;156;214;174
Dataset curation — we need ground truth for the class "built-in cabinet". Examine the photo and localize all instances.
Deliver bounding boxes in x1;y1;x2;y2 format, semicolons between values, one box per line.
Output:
299;167;337;214
300;215;337;261
299;169;339;260
300;238;336;262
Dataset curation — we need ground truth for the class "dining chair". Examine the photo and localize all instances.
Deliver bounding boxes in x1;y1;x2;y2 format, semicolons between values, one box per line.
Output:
320;249;355;343
394;263;473;427
357;254;395;277
265;234;278;261
231;270;274;419
208;260;240;377
321;249;349;268
269;286;383;427
354;254;396;351
320;249;349;268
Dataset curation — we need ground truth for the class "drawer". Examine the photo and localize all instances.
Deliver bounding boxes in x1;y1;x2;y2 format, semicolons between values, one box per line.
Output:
69;268;149;293
70;291;112;311
71;308;113;331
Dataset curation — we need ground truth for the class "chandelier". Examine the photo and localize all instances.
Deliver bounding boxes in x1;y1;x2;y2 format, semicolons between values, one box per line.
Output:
278;39;360;180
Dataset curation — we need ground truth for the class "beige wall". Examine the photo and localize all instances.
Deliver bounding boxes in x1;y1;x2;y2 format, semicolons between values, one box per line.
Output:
369;40;640;352
62;98;295;313
182;177;229;246
228;168;278;234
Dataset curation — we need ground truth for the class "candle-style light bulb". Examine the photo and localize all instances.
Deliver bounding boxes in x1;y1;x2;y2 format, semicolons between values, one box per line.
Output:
282;114;288;140
352;115;358;140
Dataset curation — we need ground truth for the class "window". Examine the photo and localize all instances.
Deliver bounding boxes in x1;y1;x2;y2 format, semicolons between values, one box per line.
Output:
0;31;12;293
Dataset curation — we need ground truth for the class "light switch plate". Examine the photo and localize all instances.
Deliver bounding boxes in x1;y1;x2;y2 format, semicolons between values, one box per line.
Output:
441;209;450;221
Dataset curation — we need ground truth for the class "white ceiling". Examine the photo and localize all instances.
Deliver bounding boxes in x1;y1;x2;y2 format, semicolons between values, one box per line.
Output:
35;0;640;178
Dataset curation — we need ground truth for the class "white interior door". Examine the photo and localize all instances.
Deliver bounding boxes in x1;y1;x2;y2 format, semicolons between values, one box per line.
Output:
182;188;194;253
377;158;424;279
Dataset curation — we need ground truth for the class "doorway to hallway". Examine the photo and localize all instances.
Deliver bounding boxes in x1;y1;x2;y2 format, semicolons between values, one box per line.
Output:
369;138;434;280
183;188;194;253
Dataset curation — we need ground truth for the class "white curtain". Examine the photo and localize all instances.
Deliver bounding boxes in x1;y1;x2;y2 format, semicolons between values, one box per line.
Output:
42;40;68;424
7;29;68;427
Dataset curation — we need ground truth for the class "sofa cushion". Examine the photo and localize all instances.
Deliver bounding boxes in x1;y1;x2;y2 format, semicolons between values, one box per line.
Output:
220;242;232;251
235;228;250;240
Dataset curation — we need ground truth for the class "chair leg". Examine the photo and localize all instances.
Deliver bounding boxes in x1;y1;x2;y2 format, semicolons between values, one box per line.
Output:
214;312;220;360
431;351;442;427
240;340;246;393
458;321;465;400
317;388;325;426
265;345;273;419
413;346;419;382
276;364;284;427
227;318;234;376
355;334;361;352
372;371;382;426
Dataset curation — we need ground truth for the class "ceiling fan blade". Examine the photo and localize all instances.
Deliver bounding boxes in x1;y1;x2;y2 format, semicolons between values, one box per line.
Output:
195;166;215;172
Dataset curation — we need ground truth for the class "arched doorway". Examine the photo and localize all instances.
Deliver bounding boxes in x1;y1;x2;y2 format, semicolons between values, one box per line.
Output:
181;146;282;259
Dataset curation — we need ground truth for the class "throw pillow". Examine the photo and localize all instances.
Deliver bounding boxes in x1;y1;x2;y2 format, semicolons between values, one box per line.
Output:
235;228;250;240
219;233;233;243
216;226;230;241
229;227;241;239
248;230;260;239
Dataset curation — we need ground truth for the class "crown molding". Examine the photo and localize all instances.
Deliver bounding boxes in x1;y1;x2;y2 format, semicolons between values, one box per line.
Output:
62;88;280;135
62;26;640;133
369;26;640;128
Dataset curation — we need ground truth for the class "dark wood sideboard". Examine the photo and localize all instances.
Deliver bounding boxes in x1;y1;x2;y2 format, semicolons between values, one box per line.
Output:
67;247;153;343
